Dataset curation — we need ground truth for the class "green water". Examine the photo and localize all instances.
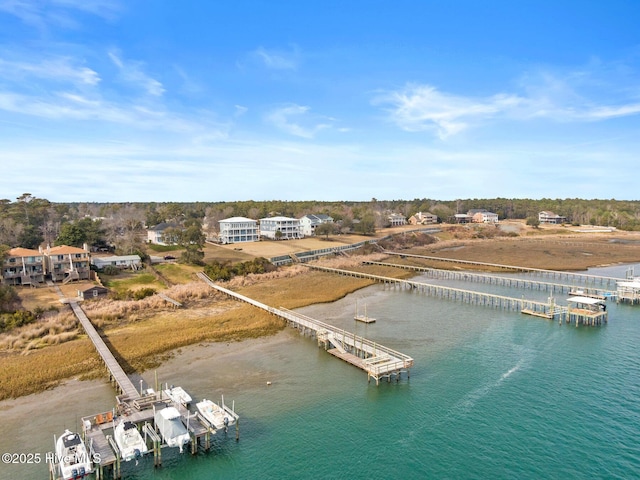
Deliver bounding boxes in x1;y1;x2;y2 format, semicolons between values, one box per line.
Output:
2;264;639;479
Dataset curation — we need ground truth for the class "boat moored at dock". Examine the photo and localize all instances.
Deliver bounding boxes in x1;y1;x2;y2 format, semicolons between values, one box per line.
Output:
55;429;93;480
154;407;190;452
196;396;239;431
114;420;149;461
163;385;192;407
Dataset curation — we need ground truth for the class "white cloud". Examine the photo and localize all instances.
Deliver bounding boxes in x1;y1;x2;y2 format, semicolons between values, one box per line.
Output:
108;50;165;97
373;84;524;139
266;104;331;138
0;0;120;30
253;46;299;70
376;73;640;139
0;56;100;86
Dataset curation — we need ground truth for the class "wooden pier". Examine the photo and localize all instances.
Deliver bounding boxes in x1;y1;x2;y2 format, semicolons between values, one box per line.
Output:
384;251;621;289
364;260;617;299
306;265;607;326
197;272;413;384
69;301;141;401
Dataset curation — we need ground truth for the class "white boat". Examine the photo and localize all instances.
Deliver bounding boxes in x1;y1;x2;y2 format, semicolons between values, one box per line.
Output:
196;396;239;431
154;407;190;452
163;385;192;406
114;420;148;461
55;429;92;480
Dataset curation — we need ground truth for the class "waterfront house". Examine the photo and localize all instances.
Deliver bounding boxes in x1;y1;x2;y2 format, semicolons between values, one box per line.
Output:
538;211;567;225
45;245;91;283
259;216;303;240
387;213;407;226
2;247;45;286
218;217;260;244
408;212;438;225
299;214;334;236
471;210;499;223
147;222;182;245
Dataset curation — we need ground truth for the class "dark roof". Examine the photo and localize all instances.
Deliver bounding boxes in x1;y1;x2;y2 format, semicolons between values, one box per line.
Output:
148;222;181;231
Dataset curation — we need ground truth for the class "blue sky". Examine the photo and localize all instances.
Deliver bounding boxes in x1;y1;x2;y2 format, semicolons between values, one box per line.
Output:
1;1;639;202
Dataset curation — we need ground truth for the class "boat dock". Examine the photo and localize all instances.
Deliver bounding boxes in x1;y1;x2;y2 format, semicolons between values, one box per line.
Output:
306;265;607;326
364;260;617;299
69;301;141;401
384;251;621;289
57;300;236;479
197;272;413;384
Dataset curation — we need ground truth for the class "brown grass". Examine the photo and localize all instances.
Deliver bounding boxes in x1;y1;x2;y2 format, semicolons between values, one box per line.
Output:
2;230;640;400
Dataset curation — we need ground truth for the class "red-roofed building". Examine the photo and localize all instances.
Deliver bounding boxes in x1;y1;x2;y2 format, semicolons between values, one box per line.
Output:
45;245;91;283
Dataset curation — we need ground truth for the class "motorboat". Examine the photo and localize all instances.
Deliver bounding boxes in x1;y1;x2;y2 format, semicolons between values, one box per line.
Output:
154;407;190;452
196;396;239;431
113;420;148;461
55;429;92;480
163;385;192;407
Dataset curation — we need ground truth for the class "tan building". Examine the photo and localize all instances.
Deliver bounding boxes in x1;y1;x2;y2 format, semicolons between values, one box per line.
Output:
45;245;91;283
408;212;438;225
2;247;45;286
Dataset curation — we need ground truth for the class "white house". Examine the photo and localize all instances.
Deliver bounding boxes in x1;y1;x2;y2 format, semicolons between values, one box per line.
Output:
218;217;260;244
91;255;142;270
387;213;407;226
147;222;182;245
539;211;567;224
299;214;334;236
259;216;303;240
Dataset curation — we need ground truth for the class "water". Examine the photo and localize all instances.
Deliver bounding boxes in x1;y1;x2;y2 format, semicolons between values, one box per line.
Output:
2;264;640;479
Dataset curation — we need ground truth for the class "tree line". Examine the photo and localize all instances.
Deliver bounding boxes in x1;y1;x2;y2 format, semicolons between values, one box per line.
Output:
1;194;639;257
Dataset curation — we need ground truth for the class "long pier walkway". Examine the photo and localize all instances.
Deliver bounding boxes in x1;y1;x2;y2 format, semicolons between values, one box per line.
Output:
364;261;617;299
308;265;608;325
197;272;413;384
68;301;140;401
384;251;621;288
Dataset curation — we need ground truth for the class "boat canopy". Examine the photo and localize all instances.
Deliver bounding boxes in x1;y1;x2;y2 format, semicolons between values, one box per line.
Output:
567;296;604;305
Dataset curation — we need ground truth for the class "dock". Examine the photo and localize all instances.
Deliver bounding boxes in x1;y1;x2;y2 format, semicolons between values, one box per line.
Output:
69;301;141;401
197;272;413;384
305;265;608;326
364;261;617;299
384;251;621;289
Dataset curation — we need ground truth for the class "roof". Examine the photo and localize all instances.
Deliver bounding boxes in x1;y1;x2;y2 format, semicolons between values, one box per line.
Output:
81;286;108;293
219;216;257;223
8;247;42;257
148;222;181;231
48;245;88;254
260;216;299;222
93;255;141;262
567;296;603;305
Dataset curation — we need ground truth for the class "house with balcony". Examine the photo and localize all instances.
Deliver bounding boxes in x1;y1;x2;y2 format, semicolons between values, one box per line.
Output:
470;210;499;223
259;216;303;240
299;214;334;236
147;222;182;245
45;245;91;283
539;211;567;225
218;217;260;244
408;212;438;225
2;247;45;286
387;213;407;226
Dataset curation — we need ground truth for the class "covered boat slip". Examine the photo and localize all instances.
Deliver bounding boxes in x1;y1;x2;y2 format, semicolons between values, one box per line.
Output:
617;279;640;304
565;296;608;326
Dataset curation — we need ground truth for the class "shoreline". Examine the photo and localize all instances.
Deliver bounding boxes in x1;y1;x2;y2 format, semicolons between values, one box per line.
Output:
3;235;640;401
